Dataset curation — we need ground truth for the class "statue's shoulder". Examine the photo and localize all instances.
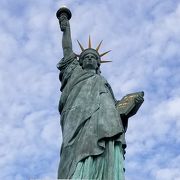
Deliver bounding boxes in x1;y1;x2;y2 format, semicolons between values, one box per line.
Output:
57;52;78;71
97;74;107;82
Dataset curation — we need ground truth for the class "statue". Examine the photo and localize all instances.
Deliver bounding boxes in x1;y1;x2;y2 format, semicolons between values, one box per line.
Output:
56;6;144;180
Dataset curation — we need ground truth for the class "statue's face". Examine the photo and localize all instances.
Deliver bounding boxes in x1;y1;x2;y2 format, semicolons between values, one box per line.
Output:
82;53;98;71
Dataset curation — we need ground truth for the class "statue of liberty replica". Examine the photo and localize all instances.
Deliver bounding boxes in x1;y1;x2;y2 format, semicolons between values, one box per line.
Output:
56;7;144;180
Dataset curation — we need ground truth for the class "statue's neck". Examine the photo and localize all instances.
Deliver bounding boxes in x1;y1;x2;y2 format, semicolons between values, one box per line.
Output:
85;69;96;74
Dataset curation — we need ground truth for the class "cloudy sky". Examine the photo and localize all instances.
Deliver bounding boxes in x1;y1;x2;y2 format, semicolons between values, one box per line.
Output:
0;0;180;179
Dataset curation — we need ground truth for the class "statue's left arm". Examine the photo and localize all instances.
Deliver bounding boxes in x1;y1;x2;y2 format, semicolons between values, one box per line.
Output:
104;81;129;132
116;92;144;132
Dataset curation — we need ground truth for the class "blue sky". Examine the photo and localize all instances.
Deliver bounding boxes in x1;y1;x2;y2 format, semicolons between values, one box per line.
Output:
0;0;180;180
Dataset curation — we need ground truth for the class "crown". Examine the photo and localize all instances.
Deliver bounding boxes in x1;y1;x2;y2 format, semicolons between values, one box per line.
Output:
77;36;112;65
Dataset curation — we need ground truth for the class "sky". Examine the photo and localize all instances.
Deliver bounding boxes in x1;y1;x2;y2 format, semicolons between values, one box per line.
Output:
0;0;180;180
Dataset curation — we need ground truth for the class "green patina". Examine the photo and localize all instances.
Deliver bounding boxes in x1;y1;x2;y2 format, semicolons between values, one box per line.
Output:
56;7;144;180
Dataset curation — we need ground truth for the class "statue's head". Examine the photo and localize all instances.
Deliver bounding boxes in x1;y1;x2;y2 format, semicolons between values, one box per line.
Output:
79;49;100;71
77;36;112;73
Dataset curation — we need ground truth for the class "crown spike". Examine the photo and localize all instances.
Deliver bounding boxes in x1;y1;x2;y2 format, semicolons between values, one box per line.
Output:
77;40;84;51
100;60;112;64
100;50;111;57
96;40;103;52
88;35;92;48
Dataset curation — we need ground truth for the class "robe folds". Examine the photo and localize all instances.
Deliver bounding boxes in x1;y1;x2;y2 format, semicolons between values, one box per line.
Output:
57;53;126;179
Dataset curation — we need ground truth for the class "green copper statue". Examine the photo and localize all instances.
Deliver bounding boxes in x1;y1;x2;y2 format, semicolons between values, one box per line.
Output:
56;6;144;180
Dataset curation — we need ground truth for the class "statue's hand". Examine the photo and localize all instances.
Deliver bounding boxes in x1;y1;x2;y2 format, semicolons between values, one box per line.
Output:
134;94;144;105
125;93;144;117
59;13;69;32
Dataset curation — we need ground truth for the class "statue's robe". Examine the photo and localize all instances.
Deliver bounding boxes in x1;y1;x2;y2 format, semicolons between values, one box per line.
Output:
57;53;126;179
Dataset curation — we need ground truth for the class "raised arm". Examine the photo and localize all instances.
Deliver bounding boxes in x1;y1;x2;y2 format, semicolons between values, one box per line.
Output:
57;8;73;58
